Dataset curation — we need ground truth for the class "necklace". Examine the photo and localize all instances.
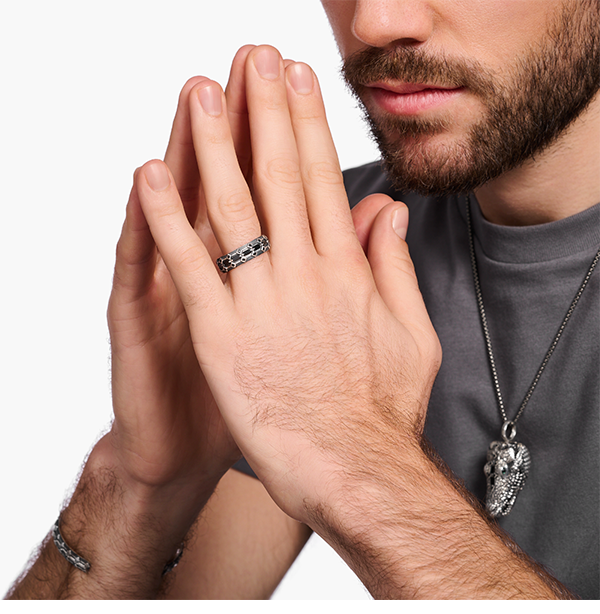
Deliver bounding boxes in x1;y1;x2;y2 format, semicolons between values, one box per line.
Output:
465;195;600;518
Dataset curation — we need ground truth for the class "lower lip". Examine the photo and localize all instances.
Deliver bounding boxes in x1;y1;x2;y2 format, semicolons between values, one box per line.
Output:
370;86;464;115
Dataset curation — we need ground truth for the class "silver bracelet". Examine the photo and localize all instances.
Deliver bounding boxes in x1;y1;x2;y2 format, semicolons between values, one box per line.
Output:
52;516;91;572
52;516;184;576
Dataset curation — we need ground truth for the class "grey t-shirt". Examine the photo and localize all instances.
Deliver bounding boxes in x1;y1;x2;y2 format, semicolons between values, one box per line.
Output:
344;161;599;599
235;161;599;599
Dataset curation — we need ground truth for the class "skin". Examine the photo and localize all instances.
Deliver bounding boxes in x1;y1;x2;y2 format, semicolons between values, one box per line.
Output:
8;47;312;601
322;0;600;225
124;44;571;599
7;0;596;600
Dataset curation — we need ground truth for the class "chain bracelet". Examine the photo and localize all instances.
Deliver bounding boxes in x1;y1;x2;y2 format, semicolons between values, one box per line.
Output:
52;515;184;576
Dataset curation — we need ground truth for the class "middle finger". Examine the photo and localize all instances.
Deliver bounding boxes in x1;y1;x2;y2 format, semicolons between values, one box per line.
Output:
245;46;315;263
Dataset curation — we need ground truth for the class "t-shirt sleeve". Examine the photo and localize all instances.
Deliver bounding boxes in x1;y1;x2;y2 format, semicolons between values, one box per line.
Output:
232;457;258;478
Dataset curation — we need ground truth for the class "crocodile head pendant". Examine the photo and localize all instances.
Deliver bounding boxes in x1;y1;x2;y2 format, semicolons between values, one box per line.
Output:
484;440;531;518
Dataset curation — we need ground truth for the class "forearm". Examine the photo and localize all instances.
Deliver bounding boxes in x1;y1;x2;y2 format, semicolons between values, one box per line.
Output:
7;435;220;600
309;438;575;600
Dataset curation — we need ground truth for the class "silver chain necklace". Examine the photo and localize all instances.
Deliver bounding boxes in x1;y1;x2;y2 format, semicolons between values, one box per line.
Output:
465;195;600;518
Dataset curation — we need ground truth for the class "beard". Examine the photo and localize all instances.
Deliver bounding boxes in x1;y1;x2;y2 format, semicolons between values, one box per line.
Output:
341;0;600;195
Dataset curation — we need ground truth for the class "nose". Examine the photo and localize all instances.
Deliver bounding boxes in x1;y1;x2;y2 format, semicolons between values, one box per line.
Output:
352;0;435;49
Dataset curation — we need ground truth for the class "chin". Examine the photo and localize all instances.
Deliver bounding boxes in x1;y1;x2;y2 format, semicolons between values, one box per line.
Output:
373;128;482;195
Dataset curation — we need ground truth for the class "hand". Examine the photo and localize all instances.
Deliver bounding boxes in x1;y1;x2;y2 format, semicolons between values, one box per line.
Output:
104;47;261;495
134;45;442;524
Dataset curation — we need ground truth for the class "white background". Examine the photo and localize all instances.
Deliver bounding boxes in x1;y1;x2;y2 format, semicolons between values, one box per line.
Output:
0;0;379;600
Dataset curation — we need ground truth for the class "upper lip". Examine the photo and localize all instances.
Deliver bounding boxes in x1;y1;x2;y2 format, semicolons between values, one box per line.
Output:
366;82;459;94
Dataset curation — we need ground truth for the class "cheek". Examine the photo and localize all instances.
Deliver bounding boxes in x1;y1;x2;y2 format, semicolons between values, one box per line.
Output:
452;0;554;70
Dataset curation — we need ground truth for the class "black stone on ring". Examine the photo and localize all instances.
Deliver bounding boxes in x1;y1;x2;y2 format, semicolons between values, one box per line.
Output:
216;235;270;273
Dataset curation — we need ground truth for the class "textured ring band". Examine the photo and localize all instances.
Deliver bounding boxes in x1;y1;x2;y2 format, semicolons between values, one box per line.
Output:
216;235;270;273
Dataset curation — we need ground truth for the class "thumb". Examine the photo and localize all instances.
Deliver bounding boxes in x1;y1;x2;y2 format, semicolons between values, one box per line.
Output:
367;203;435;338
351;193;396;252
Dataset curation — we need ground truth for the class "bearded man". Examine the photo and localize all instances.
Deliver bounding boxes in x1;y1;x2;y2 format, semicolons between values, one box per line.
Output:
7;0;599;600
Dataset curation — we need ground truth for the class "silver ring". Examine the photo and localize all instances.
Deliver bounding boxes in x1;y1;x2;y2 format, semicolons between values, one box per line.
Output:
216;235;270;273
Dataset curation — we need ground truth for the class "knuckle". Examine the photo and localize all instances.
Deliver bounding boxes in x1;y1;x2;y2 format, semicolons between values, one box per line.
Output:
113;238;145;274
177;243;204;274
178;184;199;206
432;338;443;371
262;96;287;113
391;244;418;281
215;188;256;222
398;256;418;282
294;108;323;124
263;157;301;186
422;330;443;369
202;130;230;147
152;200;180;221
114;235;127;264
181;275;220;313
305;159;343;186
420;336;443;387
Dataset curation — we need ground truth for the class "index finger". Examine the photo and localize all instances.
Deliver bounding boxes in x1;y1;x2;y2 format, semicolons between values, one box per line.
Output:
137;159;229;316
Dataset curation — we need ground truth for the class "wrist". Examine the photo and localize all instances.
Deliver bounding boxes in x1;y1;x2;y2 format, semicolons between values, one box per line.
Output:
53;436;222;598
83;433;223;546
302;446;454;597
90;432;223;516
305;438;565;599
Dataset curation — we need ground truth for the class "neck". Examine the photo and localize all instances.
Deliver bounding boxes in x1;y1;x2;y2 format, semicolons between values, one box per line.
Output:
474;95;600;227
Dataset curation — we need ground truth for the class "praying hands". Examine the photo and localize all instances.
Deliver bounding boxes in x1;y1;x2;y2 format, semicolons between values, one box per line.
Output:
8;45;574;600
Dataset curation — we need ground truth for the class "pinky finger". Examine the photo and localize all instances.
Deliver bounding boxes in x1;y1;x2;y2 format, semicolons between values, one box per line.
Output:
137;160;230;316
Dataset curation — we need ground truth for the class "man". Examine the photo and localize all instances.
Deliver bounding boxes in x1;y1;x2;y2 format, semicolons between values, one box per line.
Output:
7;0;598;599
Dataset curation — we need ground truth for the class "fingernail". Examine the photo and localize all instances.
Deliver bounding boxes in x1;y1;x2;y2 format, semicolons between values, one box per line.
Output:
198;83;223;116
392;207;409;240
254;47;280;80
288;62;314;94
144;161;170;192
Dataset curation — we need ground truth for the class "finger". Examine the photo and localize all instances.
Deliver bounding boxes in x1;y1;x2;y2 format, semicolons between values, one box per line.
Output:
164;76;235;267
351;193;397;252
224;45;255;178
244;46;313;256
112;169;158;300
367;203;434;336
137;159;229;315
189;80;269;275
164;75;211;225
285;62;357;257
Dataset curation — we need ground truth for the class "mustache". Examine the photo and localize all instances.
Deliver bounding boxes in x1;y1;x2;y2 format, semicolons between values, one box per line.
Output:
341;45;496;99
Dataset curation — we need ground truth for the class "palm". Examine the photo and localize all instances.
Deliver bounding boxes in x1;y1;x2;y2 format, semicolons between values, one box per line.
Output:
105;58;256;487
107;225;238;488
